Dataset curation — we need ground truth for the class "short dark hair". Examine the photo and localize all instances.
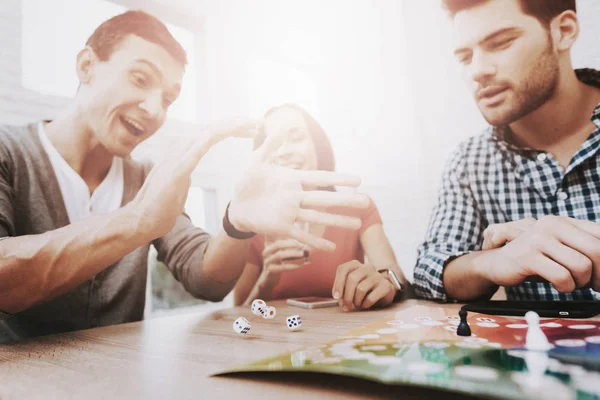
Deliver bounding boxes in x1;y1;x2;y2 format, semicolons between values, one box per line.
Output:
441;0;576;26
85;10;187;66
254;103;337;192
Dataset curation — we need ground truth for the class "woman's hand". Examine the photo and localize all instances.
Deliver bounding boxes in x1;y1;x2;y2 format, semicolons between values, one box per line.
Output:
332;260;395;311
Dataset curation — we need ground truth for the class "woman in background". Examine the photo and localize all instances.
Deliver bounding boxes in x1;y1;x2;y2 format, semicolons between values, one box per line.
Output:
234;104;409;311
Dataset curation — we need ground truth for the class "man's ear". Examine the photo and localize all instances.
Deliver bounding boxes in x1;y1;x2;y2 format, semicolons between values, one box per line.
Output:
76;46;98;85
550;10;579;53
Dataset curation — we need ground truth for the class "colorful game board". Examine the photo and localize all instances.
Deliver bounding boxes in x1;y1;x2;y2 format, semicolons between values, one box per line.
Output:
216;305;600;400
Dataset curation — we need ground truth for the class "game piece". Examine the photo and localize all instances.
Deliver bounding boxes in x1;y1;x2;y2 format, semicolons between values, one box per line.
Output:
523;349;549;386
457;309;471;337
287;315;302;331
233;317;251;335
251;299;266;316
525;311;552;351
263;306;276;319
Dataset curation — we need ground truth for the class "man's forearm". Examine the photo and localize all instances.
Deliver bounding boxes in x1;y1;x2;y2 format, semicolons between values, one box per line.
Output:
443;250;500;301
0;204;151;313
202;230;251;284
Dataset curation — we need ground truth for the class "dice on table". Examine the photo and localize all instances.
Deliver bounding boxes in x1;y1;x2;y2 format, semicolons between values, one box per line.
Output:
286;315;302;331
233;317;251;335
262;306;276;319
251;299;267;316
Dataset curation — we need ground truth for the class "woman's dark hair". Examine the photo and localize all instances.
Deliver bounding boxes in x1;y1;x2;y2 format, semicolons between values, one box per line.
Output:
255;103;336;192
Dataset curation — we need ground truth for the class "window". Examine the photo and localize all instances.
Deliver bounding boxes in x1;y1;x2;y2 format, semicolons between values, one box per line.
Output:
184;187;218;234
147;186;219;316
246;59;318;118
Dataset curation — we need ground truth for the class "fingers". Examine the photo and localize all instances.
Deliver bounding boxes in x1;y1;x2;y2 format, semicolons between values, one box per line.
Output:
299;191;370;209
288;225;337;251
296;209;362;230
181;121;257;173
332;261;361;302
263;248;305;266
529;254;577;293
569;218;600;236
292;169;362;189
213;120;260;141
263;239;304;260
269;263;306;273
361;281;394;309
353;274;380;308
179;136;225;174
341;266;372;311
539;238;592;288
483;218;536;250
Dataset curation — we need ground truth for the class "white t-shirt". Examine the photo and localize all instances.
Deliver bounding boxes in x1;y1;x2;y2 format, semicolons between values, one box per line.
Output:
38;122;124;224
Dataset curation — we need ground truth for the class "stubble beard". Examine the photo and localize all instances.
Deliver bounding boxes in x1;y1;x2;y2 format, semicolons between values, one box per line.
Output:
479;39;560;127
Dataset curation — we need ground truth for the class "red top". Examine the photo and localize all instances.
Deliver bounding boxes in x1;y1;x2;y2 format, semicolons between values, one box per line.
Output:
247;197;383;299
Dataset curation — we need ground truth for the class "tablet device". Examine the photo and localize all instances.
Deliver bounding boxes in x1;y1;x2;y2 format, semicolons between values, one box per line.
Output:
287;297;339;309
462;300;600;318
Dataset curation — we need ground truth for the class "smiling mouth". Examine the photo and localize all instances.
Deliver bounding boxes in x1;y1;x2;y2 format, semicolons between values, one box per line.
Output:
120;115;146;137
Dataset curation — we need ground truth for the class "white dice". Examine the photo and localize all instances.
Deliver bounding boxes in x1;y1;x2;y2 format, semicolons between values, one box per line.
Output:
233;317;251;335
286;315;302;331
251;299;267;316
262;306;276;319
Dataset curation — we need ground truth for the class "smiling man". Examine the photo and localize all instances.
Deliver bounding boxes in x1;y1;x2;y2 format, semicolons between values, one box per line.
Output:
0;10;370;342
414;0;600;302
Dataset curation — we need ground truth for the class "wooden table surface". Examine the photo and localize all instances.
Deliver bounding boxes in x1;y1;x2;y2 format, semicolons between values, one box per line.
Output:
0;299;527;400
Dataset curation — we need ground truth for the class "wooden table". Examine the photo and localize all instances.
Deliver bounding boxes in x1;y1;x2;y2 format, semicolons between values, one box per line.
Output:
0;300;496;400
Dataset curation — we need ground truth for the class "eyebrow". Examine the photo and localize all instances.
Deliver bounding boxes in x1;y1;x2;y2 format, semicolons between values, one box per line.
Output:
454;27;523;57
133;58;181;94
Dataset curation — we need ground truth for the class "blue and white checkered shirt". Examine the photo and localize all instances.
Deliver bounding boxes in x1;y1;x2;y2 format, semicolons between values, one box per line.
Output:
414;68;600;302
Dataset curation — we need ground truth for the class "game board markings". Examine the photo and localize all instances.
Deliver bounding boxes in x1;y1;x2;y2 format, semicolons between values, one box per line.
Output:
376;328;398;335
422;341;449;349
476;322;500;328
368;356;405;366
386;320;404;325
540;322;563;328
453;365;499;381
359;334;380;339
421;321;445;326
568;324;597;330
555;339;586;347
396;323;419;330
506;323;528;329
405;361;446;374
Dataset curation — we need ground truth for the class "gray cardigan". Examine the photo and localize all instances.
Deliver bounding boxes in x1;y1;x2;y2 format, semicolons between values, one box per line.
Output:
0;123;234;342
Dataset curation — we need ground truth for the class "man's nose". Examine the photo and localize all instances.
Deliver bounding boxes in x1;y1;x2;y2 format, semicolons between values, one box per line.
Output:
468;51;497;85
139;91;164;119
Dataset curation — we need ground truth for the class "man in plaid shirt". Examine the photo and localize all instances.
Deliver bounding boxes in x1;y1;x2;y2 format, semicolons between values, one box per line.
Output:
414;0;600;302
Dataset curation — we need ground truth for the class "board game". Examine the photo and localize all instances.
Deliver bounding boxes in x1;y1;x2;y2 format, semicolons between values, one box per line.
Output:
216;305;600;400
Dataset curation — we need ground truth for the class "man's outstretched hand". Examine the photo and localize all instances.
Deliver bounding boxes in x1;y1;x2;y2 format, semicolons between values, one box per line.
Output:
228;129;369;251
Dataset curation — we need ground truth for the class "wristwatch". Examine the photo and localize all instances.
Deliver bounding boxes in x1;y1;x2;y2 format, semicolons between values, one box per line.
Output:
378;269;404;292
222;202;256;240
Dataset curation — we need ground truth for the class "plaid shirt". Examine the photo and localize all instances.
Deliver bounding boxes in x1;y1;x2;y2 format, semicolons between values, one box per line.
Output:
414;68;600;302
